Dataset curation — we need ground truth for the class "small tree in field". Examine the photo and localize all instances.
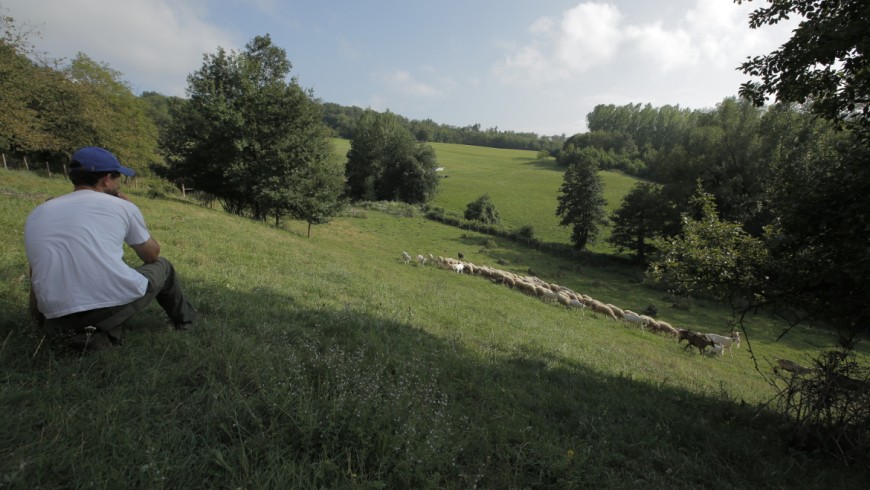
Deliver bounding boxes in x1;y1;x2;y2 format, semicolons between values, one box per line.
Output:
464;194;500;225
608;182;676;263
555;150;607;250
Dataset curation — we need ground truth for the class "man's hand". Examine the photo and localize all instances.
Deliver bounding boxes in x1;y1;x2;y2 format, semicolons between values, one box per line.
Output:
115;191;132;202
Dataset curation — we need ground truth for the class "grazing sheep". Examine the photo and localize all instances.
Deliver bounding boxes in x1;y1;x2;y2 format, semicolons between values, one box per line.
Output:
516;281;537;295
623;311;647;327
639;315;659;331
589;301;618;320
417;254;426;266
540;289;558;302
705;333;740;357
773;358;815;376
606;304;625;319
556;292;572;306
569;299;585;309
678;330;714;354
402;251;412;263
655;320;679;336
450;262;465;274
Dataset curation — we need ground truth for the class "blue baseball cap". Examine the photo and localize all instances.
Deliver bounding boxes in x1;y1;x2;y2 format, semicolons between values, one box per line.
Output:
69;147;135;176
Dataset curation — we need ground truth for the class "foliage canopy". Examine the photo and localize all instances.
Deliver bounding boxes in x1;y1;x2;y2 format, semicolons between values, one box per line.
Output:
161;34;339;225
555;150;608;250
464;194;501;225
344;110;439;204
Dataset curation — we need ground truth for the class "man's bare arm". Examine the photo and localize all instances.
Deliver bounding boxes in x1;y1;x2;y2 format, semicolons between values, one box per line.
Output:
130;237;161;264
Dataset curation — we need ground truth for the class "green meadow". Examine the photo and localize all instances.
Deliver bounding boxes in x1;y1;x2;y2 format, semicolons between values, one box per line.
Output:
333;138;637;253
1;162;867;488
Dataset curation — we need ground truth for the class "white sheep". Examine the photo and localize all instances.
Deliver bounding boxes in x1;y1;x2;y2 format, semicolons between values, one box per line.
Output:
450;262;465;273
655;320;679;336
589;301;618;320
623;311;647;327
606;303;625;319
417;254;426;266
569;299;586;309
402;251;412;263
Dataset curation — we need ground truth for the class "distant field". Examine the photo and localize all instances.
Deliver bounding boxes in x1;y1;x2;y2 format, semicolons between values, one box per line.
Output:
331;139;639;253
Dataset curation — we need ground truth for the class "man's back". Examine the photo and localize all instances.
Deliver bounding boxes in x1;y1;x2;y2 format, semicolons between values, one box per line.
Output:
24;190;150;318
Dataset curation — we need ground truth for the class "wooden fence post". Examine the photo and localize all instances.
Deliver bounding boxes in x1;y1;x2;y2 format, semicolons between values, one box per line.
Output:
24;156;29;171
2;154;6;171
45;162;51;178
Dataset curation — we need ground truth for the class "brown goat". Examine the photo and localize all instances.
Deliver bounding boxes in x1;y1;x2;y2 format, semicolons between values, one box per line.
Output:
678;329;714;354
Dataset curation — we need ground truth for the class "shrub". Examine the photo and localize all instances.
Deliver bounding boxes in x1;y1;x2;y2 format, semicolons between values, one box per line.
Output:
146;180;179;199
515;225;535;240
770;341;870;465
464;194;501;225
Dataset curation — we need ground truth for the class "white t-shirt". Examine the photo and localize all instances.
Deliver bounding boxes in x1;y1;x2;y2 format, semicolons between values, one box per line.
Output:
24;190;152;318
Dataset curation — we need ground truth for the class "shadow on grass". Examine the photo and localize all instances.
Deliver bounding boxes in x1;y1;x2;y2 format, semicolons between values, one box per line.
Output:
519;157;565;172
2;279;867;489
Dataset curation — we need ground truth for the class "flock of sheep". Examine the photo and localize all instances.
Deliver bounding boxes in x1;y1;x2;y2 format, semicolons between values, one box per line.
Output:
401;252;741;358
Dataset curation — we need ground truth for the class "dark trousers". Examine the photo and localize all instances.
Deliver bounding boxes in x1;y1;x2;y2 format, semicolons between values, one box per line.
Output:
44;257;198;341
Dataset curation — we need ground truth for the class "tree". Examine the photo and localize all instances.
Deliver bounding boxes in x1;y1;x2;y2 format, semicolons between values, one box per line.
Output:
162;34;334;222
649;187;768;310
344;109;439;204
464;194;501;225
737;0;870;131
286;158;346;237
63;53;160;173
608;182;675;263
555;151;608;250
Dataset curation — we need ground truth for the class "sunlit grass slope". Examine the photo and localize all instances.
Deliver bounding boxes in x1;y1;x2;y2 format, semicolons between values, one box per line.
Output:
331;138;638;253
2;170;866;488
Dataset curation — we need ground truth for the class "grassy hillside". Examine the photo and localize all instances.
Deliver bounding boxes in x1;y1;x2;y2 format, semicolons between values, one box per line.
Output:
1;170;867;488
331;138;638;253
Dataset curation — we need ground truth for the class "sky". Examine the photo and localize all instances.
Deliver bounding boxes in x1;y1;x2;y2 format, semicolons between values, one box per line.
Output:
2;0;799;136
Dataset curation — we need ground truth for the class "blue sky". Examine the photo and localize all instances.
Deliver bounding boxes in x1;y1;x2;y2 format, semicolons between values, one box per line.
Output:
3;0;798;136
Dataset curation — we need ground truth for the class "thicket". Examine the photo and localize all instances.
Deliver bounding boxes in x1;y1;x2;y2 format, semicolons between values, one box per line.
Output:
323;102;565;152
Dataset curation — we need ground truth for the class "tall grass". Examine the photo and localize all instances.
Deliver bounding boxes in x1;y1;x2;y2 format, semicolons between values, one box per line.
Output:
2;169;867;488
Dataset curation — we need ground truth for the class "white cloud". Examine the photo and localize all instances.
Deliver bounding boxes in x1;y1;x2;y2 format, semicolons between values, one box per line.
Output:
493;0;799;86
624;22;697;71
554;3;623;71
493;2;623;84
3;0;239;95
373;68;456;98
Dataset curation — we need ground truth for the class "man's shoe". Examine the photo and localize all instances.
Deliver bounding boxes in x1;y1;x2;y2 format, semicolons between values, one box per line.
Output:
173;322;193;331
69;327;114;353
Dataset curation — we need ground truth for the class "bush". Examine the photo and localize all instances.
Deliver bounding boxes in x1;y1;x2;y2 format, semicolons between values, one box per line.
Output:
515;225;535;240
770;341;870;465
464;194;500;225
146;180;179;199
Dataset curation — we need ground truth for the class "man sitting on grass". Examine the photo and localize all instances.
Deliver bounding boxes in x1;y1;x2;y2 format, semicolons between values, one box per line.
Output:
24;147;198;352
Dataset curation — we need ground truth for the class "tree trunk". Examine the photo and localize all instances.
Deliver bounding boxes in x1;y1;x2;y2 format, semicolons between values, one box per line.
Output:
307;221;312;238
